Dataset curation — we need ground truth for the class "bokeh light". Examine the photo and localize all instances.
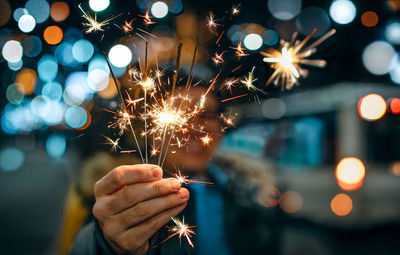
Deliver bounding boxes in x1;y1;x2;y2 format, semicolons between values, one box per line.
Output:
361;11;379;27
0;0;11;26
362;41;396;75
296;7;331;37
43;25;63;45
329;0;356;25
389;98;400;114
390;56;400;84
243;33;263;50
22;35;42;57
25;0;50;24
55;41;75;66
262;98;286;119
8;60;23;71
42;82;63;101
385;21;400;45
89;0;110;12
2;40;23;63
358;93;387;121
65;106;87;129
18;14;35;33
279;191;303;213
267;0;302;21
331;193;353;216
168;0;183;14
390;161;400;176
262;30;279;46
13;8;28;22
15;68;37;95
0;147;24;172
98;76;117;99
72;39;94;63
335;157;365;191
108;44;132;68
37;55;58;82
50;2;70;22
63;84;87;106
87;69;109;91
6;83;24;105
151;1;169;19
46;134;66;159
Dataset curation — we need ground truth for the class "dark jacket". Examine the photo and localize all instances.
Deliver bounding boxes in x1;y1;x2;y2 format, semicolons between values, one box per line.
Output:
71;152;281;255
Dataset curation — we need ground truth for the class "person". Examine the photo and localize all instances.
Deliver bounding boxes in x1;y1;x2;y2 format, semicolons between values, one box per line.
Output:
71;86;281;255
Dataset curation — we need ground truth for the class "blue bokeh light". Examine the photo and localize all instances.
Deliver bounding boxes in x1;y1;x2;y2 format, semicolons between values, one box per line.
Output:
72;39;94;63
65;106;87;128
25;0;50;24
46;134;66;159
37;54;58;82
42;82;63;101
22;35;42;57
0;147;25;172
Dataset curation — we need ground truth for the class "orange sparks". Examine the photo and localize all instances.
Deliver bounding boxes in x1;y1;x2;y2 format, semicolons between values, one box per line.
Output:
231;42;249;59
220;93;248;103
165;217;196;248
201;134;213;146
139;11;155;25
212;51;225;66
172;170;213;185
206;12;221;34
220;78;238;94
122;19;134;34
102;135;121;152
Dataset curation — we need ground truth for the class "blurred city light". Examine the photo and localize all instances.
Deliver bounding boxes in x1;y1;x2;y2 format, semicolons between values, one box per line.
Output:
390;161;400;176
362;41;396;75
13;8;28;22
18;14;36;33
279;191;303;213
168;0;183;14
385;21;400;45
8;60;23;71
37;55;58;82
6;83;24;105
65;106;88;129
0;147;24;172
46;134;66;159
87;69;109;91
361;11;379;27
43;25;63;45
262;98;286;119
2;40;23;63
335;157;365;191
358;93;387;121
108;44;132;68
25;0;50;24
267;0;302;21
15;68;37;95
22;35;42;57
296;7;331;37
63;84;87;106
89;0;110;12
243;33;263;50
50;2;70;22
42;82;63;101
389;98;400;114
331;193;353;216
55;42;75;66
151;1;168;19
72;39;94;63
262;30;279;46
329;0;356;25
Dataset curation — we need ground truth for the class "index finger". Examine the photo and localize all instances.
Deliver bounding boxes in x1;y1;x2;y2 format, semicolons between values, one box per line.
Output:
95;164;162;196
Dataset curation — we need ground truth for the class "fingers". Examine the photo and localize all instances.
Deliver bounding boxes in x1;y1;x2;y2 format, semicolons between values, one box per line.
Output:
116;188;189;230
108;178;182;215
121;202;188;250
95;164;162;196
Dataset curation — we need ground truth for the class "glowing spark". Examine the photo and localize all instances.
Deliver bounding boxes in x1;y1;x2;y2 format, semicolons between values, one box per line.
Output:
121;150;136;153
220;78;238;94
261;28;336;91
201;134;213;146
122;20;134;34
232;4;241;15
102;135;121;152
220;113;237;127
140;77;156;91
106;109;134;136
206;12;221;34
172;170;213;186
231;42;249;59
165;217;196;248
78;5;119;34
241;67;258;91
139;11;156;25
212;51;225;66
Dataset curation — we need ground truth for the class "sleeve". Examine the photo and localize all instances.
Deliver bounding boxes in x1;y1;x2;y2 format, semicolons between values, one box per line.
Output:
70;221;116;255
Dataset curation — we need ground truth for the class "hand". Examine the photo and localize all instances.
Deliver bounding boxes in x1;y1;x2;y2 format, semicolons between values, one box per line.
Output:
92;164;189;255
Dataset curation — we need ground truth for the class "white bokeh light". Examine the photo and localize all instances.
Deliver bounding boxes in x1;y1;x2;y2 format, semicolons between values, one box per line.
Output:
362;41;396;75
385;21;400;45
89;0;110;12
268;0;302;21
18;14;36;33
243;33;263;51
108;44;132;68
2;40;23;63
151;1;169;19
87;69;109;91
329;0;356;25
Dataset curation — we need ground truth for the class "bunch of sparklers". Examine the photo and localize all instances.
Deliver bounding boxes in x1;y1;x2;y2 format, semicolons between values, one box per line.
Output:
78;2;335;249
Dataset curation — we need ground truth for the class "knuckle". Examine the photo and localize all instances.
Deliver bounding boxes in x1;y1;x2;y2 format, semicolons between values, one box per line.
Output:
92;203;104;221
93;180;101;197
111;167;125;186
122;186;135;205
153;181;163;193
134;203;149;218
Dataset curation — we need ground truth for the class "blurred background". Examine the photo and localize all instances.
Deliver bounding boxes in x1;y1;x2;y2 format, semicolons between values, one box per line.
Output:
0;0;399;254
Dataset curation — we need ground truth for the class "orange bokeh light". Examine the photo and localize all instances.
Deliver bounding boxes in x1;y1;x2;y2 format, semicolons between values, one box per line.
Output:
331;193;353;216
76;109;92;130
43;25;64;45
335;157;365;191
389;98;400;114
98;76;118;99
361;11;379;27
15;68;38;95
50;2;70;22
358;93;387;121
279;191;302;213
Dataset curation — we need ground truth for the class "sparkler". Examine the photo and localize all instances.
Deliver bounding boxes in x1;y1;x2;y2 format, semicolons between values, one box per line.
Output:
102;135;122;152
212;51;226;66
261;28;336;91
139;11;156;25
201;134;213;146
172;169;213;186
164;217;196;248
206;12;221;34
231;42;249;59
78;4;120;34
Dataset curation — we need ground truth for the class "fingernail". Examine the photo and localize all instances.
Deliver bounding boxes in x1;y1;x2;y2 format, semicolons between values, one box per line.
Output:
171;179;181;190
152;167;161;178
178;190;188;199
